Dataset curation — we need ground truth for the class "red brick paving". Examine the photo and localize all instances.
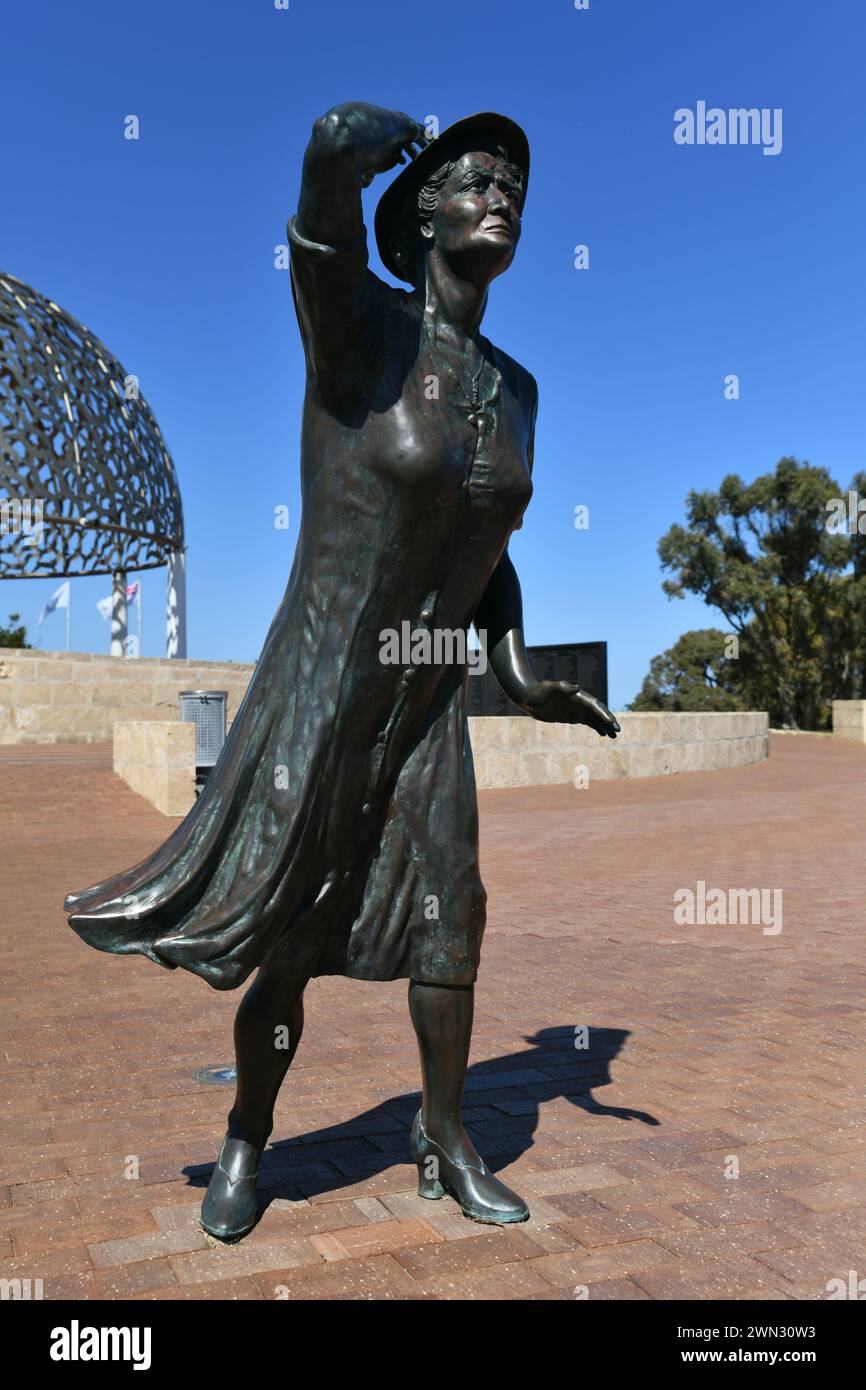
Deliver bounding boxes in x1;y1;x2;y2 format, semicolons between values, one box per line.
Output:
1;733;864;1300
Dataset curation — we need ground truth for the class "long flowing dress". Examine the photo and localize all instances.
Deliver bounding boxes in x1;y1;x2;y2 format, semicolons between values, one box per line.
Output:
65;214;536;991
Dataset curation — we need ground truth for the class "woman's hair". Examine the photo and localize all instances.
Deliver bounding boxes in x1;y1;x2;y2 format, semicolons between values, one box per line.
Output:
389;143;525;286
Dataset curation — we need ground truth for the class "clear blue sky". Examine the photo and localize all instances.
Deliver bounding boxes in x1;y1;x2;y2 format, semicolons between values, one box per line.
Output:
2;0;863;708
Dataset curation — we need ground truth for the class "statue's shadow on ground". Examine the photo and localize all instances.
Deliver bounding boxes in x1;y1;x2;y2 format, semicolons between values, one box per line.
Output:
183;1026;659;1214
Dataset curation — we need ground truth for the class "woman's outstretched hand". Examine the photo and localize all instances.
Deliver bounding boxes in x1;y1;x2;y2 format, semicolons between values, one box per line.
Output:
520;681;621;738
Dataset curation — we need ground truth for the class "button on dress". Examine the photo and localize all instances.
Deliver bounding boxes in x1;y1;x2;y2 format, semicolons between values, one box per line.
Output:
65;216;536;990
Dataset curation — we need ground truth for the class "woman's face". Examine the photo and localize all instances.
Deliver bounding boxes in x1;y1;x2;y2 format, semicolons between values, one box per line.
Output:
428;151;524;282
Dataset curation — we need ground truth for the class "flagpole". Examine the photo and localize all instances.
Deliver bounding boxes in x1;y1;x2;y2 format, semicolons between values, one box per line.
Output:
138;582;143;656
66;586;71;653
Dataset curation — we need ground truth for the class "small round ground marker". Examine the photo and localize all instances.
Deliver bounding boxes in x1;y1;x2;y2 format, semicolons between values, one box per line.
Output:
193;1065;237;1085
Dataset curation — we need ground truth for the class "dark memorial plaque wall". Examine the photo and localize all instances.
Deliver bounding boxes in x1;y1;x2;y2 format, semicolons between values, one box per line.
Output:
467;641;608;717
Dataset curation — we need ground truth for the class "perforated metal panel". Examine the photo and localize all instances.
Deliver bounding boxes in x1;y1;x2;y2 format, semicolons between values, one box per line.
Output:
179;691;227;768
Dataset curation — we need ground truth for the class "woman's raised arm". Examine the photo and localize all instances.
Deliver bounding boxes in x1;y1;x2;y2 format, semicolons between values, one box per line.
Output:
296;103;428;247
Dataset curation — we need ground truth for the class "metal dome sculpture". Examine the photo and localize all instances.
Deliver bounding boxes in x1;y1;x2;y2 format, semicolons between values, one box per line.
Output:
0;270;187;654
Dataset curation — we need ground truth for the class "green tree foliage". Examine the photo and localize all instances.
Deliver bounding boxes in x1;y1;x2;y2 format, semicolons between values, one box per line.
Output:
637;459;864;730
630;628;747;712
0;613;30;648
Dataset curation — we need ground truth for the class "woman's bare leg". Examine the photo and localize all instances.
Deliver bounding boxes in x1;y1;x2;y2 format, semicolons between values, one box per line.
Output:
201;959;308;1238
407;978;529;1222
408;980;479;1162
227;960;309;1150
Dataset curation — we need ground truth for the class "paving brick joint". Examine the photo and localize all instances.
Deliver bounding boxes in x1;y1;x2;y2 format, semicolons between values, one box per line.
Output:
1;734;864;1300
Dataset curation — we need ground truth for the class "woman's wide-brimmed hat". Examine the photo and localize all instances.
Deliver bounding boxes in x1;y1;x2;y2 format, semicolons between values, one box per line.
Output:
374;111;530;283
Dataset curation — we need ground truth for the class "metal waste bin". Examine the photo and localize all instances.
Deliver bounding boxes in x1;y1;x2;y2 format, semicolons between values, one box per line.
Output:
180;691;227;790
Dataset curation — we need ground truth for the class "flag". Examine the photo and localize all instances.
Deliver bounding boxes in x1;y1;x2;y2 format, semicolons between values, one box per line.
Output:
97;582;139;621
36;581;69;626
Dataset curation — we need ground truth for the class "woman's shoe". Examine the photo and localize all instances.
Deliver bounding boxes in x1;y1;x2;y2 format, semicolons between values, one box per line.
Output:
410;1110;530;1225
200;1135;260;1241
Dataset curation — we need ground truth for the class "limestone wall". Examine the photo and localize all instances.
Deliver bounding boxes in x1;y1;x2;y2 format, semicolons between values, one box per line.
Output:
469;711;769;788
109;708;769;818
0;648;253;744
113;721;196;816
1;646;769;784
831;700;866;743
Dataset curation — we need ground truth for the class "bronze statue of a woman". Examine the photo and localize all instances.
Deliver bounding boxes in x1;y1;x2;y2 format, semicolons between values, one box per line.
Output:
64;103;619;1241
